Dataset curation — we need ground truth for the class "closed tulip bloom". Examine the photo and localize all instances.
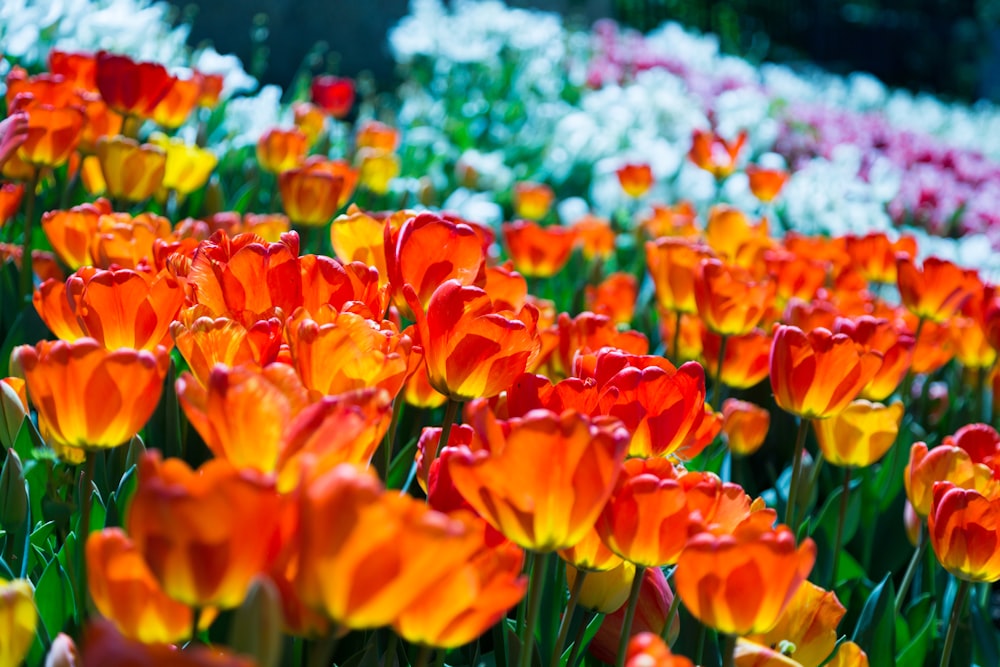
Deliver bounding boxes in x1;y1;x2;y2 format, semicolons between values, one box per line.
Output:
12;339;168;449
590;567;679;664
502;219;577;278
744;581;846;667
746;165;788;203
689;128;747;179
18;103;85;167
769;325;883;420
675;520;816;636
356;147;400;195
257;128;308;174
86;528;192;644
0;578;35;667
641;201;700;239
625;633;693;667
95;51;174;118
150;134;217;195
597;458;700;567
293;102;326;145
407;280;540;400
310;75;355;118
149;76;199;129
701;328;772;389
586;272;638;325
446;409;629;551
897;256;977;324
617;162;654;198
722;399;770;456
43;632;80;667
547;311;649;379
91;211;173;271
765;251;828;309
813;400;903;468
0;378;28;450
356;120;401;153
392;520;526;648
704;206;768;262
279;166;343;227
905;442;997;519
126;452;285;608
646;238;714;315
512;181;554;220
928;482;1000;582
695;259;772;337
96;136;166;202
386;212;486;317
567;561;635;613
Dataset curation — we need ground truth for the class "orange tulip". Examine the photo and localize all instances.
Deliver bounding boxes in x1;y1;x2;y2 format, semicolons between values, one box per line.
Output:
32;274;88;342
257;128;308;174
49;50;98;92
585;272;638;325
897;256;977;323
403;357;448;409
76;93;123;155
765;251;828;309
905;442;997;518
732;641;804;667
407;280;540;400
356;147;400;194
0;182;22;228
705;206;768;262
597;458;700;567
193;71;225;108
646;238;714;315
573;214;616;260
386;212;486;316
689;128;747;180
826;642;869;667
150;76;199;129
695;259;772;337
746;165;788;203
617;162;654;197
907;317;955;375
126;452;285;608
90;211;173;270
279;166;343;227
722;399;770;456
512;181;554;220
81;619;255;666
391;519;526;648
294;464;484;629
928;482;1000;582
293;102;326;146
11;339;168;450
484;261;529;312
6;68;79;107
445;408;629;551
96;136;166;202
286;306;412;400
813;400;903;468
769;325;883;419
17;103;85;167
1;377;28;449
641;201;700;240
744;581;845;667
356;120;400;152
701;328;772;389
502;219;577;278
833;316;914;401
625;633;693;667
844;232;916;285
299;254;388;320
86;528;192;644
674;520;816;635
330;206;403;286
95;51;174;119
590;567;680;664
546;311;649;379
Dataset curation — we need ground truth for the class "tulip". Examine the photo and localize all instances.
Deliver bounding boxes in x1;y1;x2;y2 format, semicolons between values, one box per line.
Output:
194;71;225;108
170;310;284;387
566;561;635;613
617;162;654;198
897;255;977;324
299;253;387;319
674;520;816;635
150;134;218;195
904;441;996;519
641;201;700;239
86;528;192;643
12;339;168;450
744;581;846;667
844;232;916;285
0;182;22;228
356;120;400;152
150;76;199;129
126;452;285;608
746;165;788;203
701;328;772;390
310;75;355;118
590;567;679;664
0;378;28;450
49;50;98;91
826;642;869;667
765;251;828;310
96;136;166;202
547;311;649;380
356;147;400;195
95;51;175;119
81;619;255;666
256;128;308;174
43;632;80;667
646;238;714;316
330;206;401;286
76;93;123;154
689;128;747;180
0;578;35;667
406;280;540;400
279;166;343;227
293;102;326;145
573;214;616;260
301;157;358;207
694;259;771;337
722;399;770;456
502;219;577;278
813;400;903;468
732;640;803;666
512;181;554;220
705;206;769;262
445;407;629;552
18;104;85;168
625;633;693;667
833;316;914;401
928;482;1000;582
585;272;638;325
40;200;108;270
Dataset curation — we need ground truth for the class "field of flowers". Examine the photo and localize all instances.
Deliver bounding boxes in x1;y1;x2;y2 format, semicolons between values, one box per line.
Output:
2;0;1000;666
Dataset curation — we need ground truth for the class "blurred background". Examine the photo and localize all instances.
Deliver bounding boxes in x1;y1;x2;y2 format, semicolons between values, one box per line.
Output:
167;0;1000;102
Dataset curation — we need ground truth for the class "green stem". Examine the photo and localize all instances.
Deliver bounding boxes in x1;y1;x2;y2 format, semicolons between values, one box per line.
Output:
565;611;594;667
615;565;646;667
187;608;201;646
975;365;987;423
293;636;305;667
939;578;971;667
672;311;683;364
710;334;728;412
552;569;586;666
413;645;432;667
518;551;548;667
894;528;928;616
721;633;736;667
18;170;39;304
694;622;708;666
436;399;461;465
784;418;810;528
830;467;852;588
77;451;96;623
661;587;682;645
382;632;399;667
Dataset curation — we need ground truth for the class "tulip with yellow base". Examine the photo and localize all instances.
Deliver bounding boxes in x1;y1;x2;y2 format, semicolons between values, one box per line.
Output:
0;578;35;667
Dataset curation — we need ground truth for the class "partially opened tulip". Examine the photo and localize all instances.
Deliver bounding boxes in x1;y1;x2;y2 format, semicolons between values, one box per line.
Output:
833;316;914;401
646;239;713;316
904;442;996;520
746;165;788;203
695;259;771;337
744;581;846;667
844;232;916;285
150;134;217;195
257;128;308;174
0;578;35;667
512;181;554;220
502;219;577;278
170;309;284;386
617;162;654;198
18;103;85;168
722;399;770;456
12;339;168;451
701;328;772;390
40;199;110;270
567;560;635;614
585;272;638;325
928;482;1000;582
813;400;903;468
293;102;326;145
96;136;166;202
149;76;199;129
49;49;98;91
897;255;977;324
356;147;400;194
279;166;343;227
689;128;747;180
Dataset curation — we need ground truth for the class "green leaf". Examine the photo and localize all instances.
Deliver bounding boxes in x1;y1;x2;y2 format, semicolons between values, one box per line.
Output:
562;614;603;667
35;552;75;639
813;473;863;545
386;437;419;490
970;592;999;667
851;574;896;667
896;601;936;667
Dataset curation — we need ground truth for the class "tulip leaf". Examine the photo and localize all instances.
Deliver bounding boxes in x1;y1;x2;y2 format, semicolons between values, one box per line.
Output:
970;593;999;667
813;473;863;545
851;574;896;667
386;437;419;490
895;601;936;667
35;551;75;640
0;305;50;377
561;613;603;667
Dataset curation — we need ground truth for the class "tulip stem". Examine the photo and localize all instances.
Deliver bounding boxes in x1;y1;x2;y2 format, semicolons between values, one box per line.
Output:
413;645;432;667
566;611;595;667
518;551;547;667
830;467;852;588
672;311;683;363
76;451;96;623
436;399;461;463
616;565;646;667
894;528;927;616
721;633;736;667
710;334;728;412
18;170;39;304
188;607;201;646
939;578;970;667
382;632;399;667
552;569;587;665
694;623;707;666
784;417;810;528
975;365;987;423
661;585;681;645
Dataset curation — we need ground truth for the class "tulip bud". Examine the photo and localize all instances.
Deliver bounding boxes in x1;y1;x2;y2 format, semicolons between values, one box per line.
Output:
904;500;921;548
45;633;81;667
567;562;635;614
228;577;284;667
0;450;28;531
0;578;36;666
0;378;28;449
590;567;679;663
